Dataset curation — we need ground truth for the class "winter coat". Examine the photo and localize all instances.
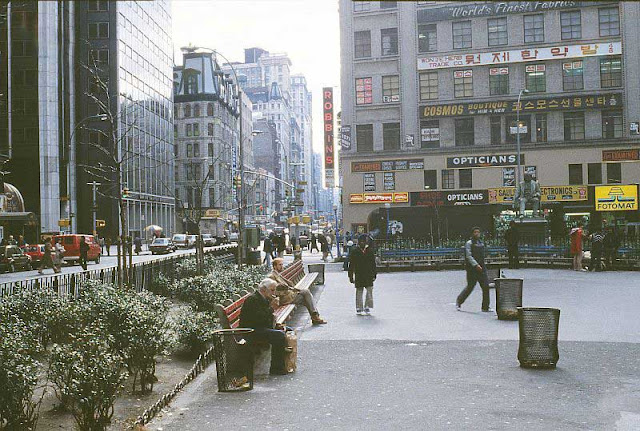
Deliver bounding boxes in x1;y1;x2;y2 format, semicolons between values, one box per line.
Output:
263;237;274;254
348;245;377;288
504;227;520;247
569;227;584;255
239;290;275;330
464;238;486;270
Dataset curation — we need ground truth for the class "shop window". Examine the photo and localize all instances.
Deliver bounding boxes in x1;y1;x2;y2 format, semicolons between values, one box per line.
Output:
489;68;509;95
536;114;547;142
562;61;583;91
418;23;437;53
599;7;620;37
454;70;473;98
459;169;473;188
568;164;583;185
564;112;585;141
607;163;621;184
383;123;400;150
525;64;546;93
505;115;531;143
382;75;400;102
600;57;622;88
490;116;502;144
419;72;438;100
524;14;544;43
424;170;437;190
452;21;472;49
602;110;623;139
356;124;374;152
588;163;602;184
420;120;440;148
560;11;581;40
441;170;455;189
455;118;474;147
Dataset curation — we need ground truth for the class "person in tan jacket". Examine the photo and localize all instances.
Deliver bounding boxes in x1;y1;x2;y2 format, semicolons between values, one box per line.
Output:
268;258;327;325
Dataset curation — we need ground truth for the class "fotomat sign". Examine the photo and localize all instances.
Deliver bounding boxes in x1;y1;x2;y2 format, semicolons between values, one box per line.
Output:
323;87;335;188
447;154;523;168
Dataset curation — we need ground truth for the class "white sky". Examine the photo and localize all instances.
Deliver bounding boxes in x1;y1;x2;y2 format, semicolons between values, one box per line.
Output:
171;0;341;154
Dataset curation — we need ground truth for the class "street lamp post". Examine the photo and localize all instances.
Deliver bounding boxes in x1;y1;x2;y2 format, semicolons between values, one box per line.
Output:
516;89;529;190
333;204;341;258
384;203;391;240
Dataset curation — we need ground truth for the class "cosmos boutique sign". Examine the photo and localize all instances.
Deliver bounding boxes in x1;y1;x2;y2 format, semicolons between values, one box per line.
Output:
447;154;523;169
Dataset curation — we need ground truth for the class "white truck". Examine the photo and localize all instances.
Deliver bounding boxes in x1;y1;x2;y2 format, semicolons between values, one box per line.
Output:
199;217;227;245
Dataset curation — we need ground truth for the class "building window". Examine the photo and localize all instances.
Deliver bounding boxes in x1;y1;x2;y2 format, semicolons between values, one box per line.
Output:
455;118;474;147
524;14;544;43
380;1;397;9
452;21;472;49
383;123;400;151
208;123;214;136
588;163;602;185
193;104;201;117
382;75;400;102
418;23;437;53
560;11;581;40
459;169;473;188
354;1;370;12
185;75;198;94
424;170;437;190
186;143;193;157
536;114;547;142
490;116;501;144
184;105;191;117
193;123;200;137
506;115;531;143
569;164;583;185
186;124;193;137
599;7;620;37
525;64;546;93
441;170;455;189
354;31;371;59
600;56;622;88
90;49;109;66
419;71;438;100
602;110;623;138
420;120;440;148
564;112;585;141
88;1;109;11
488;17;508;46
193;143;200;157
208;143;214;157
88;22;109;38
207;103;214;116
356;124;374;152
355;77;373;105
489;67;509;95
209;188;216;207
607;163;621;184
454;70;473;98
562;61;583;91
381;28;398;56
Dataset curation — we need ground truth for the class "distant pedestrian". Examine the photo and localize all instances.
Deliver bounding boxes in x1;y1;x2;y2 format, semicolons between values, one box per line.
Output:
99;237;105;254
603;224;619;271
348;234;377;315
134;236;142;255
505;220;520;269
290;235;297;251
570;222;586;271
310;233;318;253
319;234;329;262
343;240;354;271
456;227;492;312
53;238;65;273
79;236;89;270
276;233;286;258
263;233;274;268
38;241;55;275
17;235;26;247
589;225;605;272
7;235;16;245
105;237;112;256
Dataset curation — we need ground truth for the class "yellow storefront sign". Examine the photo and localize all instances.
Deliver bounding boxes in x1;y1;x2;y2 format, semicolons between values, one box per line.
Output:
488;185;588;204
595;185;638;212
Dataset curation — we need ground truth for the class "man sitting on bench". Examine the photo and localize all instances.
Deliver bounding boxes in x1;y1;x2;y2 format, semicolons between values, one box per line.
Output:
269;258;327;325
239;278;288;375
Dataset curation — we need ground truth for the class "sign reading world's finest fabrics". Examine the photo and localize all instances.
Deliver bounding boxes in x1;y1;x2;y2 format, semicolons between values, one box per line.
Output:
418;42;620;70
447;154;524;169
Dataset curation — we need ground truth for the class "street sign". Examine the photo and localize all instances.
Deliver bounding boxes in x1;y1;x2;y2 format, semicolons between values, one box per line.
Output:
298;181;308;185
296;188;305;193
293;200;304;207
58;219;70;227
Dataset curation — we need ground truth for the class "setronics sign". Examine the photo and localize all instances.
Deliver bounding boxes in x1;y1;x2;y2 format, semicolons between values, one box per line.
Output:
323;87;335;188
410;190;488;207
488;186;587;204
447;154;523;169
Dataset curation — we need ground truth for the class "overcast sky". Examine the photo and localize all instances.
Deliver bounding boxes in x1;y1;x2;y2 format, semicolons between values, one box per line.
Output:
171;0;341;154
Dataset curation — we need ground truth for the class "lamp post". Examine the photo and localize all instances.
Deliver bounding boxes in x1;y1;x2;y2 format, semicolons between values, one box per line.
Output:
333;204;342;258
516;89;529;189
384;203;391;240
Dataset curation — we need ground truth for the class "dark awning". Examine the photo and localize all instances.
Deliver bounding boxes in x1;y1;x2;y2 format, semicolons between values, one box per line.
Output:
0;212;36;222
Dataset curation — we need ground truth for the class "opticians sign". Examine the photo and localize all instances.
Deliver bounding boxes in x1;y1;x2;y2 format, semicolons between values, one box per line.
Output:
488;186;588;204
417;41;621;70
410;190;488;207
447;154;523;169
595;185;639;211
420;93;622;118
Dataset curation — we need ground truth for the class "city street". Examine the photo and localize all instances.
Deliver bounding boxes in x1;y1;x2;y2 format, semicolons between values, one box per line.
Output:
149;251;640;430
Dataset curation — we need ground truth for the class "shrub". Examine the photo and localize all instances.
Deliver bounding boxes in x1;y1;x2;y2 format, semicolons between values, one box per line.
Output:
0;319;42;430
148;273;173;297
172;307;218;355
49;326;127;431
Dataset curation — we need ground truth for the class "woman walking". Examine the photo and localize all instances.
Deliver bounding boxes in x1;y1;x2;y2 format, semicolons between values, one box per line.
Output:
348;234;377;315
53;238;65;273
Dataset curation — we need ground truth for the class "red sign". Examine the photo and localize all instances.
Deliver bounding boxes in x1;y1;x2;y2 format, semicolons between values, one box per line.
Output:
323;87;334;188
602;149;639;162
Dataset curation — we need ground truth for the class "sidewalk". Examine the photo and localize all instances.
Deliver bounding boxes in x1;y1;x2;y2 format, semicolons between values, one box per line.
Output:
148;267;640;430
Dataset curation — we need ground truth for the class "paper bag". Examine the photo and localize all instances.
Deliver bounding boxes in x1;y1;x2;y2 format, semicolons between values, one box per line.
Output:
284;330;297;373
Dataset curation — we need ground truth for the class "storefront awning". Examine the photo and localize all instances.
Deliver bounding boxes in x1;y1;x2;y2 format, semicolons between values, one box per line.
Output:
0;212;36;223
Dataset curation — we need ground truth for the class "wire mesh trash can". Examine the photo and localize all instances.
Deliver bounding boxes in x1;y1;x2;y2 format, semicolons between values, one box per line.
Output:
517;307;560;369
495;278;523;320
247;250;262;266
212;329;254;392
486;266;502;288
307;263;325;285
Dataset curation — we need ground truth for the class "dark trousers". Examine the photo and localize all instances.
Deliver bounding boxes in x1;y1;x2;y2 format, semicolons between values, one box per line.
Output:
251;328;286;373
589;248;603;271
457;267;490;310
604;249;616;270
507;245;519;269
79;253;88;270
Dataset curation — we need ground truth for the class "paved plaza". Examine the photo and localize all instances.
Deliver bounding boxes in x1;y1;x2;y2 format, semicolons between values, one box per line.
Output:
150;254;640;430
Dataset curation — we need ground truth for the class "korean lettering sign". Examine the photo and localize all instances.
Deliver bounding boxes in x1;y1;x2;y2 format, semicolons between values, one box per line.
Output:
323;87;334;188
421;93;622;118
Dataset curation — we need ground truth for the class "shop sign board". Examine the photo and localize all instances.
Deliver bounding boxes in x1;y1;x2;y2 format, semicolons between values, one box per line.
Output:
349;193;408;204
383;172;395;191
502;167;515;187
363;173;376;192
421;93;622;118
417;41;621;70
352;159;424;173
488;185;588;204
447;154;523;169
595;185;638;211
340;125;352;149
631;122;640;135
602;149;639;162
323;87;334;188
410;190;488;207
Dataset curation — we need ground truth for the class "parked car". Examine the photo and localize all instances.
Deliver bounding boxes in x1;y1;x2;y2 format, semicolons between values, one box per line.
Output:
186;235;198;248
22;244;45;265
0;245;32;272
201;233;216;247
171;234;188;248
149;238;175;255
51;234;101;265
228;232;239;242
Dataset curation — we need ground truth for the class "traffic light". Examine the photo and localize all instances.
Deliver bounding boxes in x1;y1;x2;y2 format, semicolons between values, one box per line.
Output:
122;187;130;198
234;176;241;188
285;188;290;197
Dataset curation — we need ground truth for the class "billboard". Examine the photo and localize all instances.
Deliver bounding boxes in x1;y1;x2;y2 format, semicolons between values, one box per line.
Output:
595;185;638;211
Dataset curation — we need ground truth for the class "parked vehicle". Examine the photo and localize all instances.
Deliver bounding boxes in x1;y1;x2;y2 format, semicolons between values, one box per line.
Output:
201;233;216;247
228;232;239;242
172;234;188;248
149;238;175;255
51;234;101;264
186;235;198;248
199;217;227;245
0;245;32;272
22;244;45;264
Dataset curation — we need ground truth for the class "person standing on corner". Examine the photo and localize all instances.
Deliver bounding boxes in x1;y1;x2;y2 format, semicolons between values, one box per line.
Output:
348;234;377;316
456;227;493;312
79;236;89;271
570;222;587;271
505;220;520;269
263;233;275;268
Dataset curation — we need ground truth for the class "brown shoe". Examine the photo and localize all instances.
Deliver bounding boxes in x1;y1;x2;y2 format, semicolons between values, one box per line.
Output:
311;313;327;325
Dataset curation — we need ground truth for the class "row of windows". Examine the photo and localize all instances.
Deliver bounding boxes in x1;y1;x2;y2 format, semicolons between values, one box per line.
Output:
353;1;397;12
354;28;399;58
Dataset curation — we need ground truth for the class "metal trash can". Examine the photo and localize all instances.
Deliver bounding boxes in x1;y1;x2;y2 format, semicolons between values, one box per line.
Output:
212;329;254;392
307;263;325;285
495;278;523;320
517;307;560;369
486;266;502;288
247;250;262;266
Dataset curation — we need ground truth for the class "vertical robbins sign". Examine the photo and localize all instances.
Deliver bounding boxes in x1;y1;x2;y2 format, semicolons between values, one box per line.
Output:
323;87;335;188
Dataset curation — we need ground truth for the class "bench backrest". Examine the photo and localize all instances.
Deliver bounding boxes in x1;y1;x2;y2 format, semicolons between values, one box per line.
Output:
281;260;305;285
214;291;251;329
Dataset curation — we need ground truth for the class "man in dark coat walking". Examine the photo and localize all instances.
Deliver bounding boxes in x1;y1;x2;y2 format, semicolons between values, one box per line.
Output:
239;278;287;375
504;220;520;269
79;236;89;270
456;227;492;312
348;234;377;315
